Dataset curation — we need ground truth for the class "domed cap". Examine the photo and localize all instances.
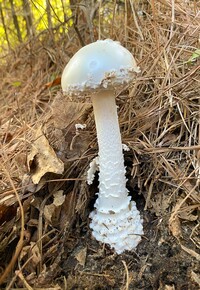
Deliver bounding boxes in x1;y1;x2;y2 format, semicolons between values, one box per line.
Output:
61;39;140;95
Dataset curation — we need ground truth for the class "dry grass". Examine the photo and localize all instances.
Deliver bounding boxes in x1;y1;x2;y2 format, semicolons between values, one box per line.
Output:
0;0;200;289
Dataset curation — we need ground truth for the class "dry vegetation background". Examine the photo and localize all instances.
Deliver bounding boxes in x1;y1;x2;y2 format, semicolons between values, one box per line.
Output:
0;0;200;289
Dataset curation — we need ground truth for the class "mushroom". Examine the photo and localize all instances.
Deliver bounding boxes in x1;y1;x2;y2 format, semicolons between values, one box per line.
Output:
61;39;143;254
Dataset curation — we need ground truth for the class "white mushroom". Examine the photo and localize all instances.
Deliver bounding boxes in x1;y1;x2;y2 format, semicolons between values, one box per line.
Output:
61;39;143;254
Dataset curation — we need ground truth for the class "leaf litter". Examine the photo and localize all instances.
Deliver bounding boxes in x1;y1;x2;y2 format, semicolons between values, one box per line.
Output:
0;1;200;289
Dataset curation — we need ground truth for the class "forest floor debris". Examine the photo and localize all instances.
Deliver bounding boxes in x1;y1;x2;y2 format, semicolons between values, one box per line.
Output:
0;1;200;289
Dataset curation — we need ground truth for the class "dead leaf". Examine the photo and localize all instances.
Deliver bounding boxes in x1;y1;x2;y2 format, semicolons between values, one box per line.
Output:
44;190;65;225
22;174;46;194
60;191;76;231
179;211;198;222
169;215;182;239
51;95;91;130
44;76;61;88
27;127;64;184
191;271;200;286
44;203;55;224
164;285;175;290
180;244;200;261
75;247;87;267
158;282;175;290
14;152;27;179
178;209;198;221
19;242;41;273
31;242;41;267
53;190;66;206
149;193;171;216
44;94;93;160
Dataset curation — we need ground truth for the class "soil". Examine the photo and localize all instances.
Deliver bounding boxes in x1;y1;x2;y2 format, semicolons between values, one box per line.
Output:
60;197;199;290
0;1;199;288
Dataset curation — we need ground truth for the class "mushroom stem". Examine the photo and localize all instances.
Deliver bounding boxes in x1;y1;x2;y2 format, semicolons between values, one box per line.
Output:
91;90;131;213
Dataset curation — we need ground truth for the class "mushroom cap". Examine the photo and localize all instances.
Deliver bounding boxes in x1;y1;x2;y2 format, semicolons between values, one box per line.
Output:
61;39;140;95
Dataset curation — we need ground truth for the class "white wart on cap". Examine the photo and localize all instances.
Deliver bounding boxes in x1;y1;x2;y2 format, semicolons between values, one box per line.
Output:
61;39;143;254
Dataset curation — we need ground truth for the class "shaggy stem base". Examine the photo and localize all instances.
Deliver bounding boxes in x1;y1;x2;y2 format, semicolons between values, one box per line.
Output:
90;90;143;253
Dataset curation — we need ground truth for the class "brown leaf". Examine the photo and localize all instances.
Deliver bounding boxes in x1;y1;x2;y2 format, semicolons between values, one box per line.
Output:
60;191;76;231
45;93;93;160
191;271;200;286
169;215;182;239
149;193;170;216
44;190;65;226
74;247;87;267
51;95;91;130
44;203;55;224
19;242;41;272
180;244;200;261
27;127;64;184
22;173;46;194
14;152;27;179
178;210;198;221
44;76;61;88
165;286;175;290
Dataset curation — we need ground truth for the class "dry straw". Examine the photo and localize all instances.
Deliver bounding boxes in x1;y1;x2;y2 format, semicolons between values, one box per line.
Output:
0;0;199;288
